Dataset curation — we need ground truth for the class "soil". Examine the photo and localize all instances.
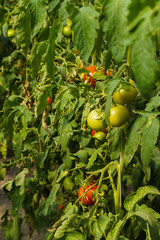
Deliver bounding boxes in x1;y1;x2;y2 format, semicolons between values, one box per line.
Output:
0;163;45;240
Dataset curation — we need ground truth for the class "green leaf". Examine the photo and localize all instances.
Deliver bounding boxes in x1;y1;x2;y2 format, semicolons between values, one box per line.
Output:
43;184;60;216
31;41;47;76
54;215;76;238
13;134;23;160
48;0;59;12
29;0;47;37
91;214;110;239
106;220;125;240
45;20;61;76
134;205;160;240
37;84;54;114
37;150;49;168
105;79;120;125
59;118;73;151
15;169;28;187
86;148;102;169
71;6;99;63
79;131;91;148
145;96;160;112
10;186;25;216
14;8;31;55
108;128;121;160
124;186;160;211
124;116;147;166
131;15;158;99
102;0;130;63
2;215;22;240
66;232;86;240
141;117;159;180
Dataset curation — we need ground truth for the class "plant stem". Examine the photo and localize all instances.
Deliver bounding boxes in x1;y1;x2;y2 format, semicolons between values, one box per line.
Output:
113;63;128;79
126;45;133;79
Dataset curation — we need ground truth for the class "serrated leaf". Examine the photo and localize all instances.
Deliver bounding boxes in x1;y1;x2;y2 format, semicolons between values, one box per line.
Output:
108;128;121;160
91;214;110;239
105;79;120;125
106;220;125;240
45;20;61;76
54;215;76;238
15;169;28;187
141;117;159;180
124;186;160;211
124;116;147;166
86;148;102;169
102;0;129;62
145;96;160;112
59;118;73;151
134;205;160;240
14;8;31;55
31;41;47;76
37;150;49;168
2;215;22;240
131;16;158;99
29;0;47;37
72;6;99;63
13;134;23;160
48;0;59;12
43;184;60;216
66;232;86;240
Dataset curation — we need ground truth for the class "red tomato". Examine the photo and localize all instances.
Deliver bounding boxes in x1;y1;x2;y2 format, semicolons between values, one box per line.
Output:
78;184;97;206
83;66;96;88
58;204;63;210
47;96;51;104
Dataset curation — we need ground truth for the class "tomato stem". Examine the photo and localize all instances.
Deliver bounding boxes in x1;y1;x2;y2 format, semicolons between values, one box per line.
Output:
126;45;133;79
113;63;128;79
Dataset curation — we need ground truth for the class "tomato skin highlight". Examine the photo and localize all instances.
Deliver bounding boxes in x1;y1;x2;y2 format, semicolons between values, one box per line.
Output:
78;184;97;206
87;110;106;131
113;79;137;105
109;105;130;127
83;65;96;88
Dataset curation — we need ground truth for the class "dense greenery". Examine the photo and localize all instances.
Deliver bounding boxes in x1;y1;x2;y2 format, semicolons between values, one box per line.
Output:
0;0;160;239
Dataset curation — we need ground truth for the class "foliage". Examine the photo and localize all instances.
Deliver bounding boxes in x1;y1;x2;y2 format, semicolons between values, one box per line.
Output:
0;0;160;239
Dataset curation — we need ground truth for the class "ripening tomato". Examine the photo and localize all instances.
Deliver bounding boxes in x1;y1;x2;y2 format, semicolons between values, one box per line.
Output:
113;79;137;105
83;65;96;88
91;129;107;136
62;26;72;38
87;110;106;131
7;29;14;38
109;105;130;127
47;96;51;104
78;184;97;206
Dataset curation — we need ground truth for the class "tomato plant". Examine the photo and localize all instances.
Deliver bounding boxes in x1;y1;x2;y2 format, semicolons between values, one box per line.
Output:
83;65;96;88
78;184;97;206
109;105;130;127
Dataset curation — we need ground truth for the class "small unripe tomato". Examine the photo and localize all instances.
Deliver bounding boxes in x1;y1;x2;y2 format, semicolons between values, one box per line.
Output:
78;184;97;206
113;79;137;105
47;96;51;104
87;110;106;131
62;26;72;38
66;19;72;27
109;105;130;127
93;131;106;142
7;29;14;38
63;177;74;191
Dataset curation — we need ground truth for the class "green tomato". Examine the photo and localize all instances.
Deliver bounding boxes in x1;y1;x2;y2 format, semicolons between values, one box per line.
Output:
109;105;130;127
113;79;137;105
7;29;14;38
93;131;106;142
66;19;72;27
62;26;72;38
87;110;106;131
63;177;74;191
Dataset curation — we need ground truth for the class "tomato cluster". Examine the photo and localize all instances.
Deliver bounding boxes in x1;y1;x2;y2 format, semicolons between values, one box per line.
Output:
62;19;72;38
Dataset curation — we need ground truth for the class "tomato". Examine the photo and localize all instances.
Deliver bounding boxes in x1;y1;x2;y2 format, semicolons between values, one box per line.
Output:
63;177;74;191
87;109;106;131
93;131;106;142
78;184;97;206
66;19;72;27
91;129;107;136
47;96;51;104
62;26;72;38
83;65;96;88
7;29;14;38
109;105;130;127
58;204;63;210
113;79;137;105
